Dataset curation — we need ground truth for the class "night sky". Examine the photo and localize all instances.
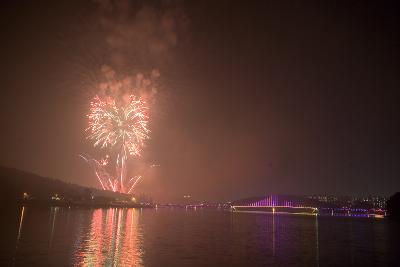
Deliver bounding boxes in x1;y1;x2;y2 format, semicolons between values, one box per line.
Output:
1;0;399;201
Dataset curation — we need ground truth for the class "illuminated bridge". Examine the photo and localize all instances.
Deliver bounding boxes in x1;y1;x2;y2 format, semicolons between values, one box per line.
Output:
231;195;318;215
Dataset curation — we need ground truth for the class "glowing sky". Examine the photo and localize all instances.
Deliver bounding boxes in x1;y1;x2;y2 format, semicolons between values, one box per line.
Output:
0;1;399;201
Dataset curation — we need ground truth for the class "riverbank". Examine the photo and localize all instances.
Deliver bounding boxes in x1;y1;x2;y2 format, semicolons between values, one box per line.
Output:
15;199;154;209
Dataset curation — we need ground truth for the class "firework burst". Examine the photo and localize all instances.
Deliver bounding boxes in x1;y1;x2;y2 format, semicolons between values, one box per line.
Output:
87;95;149;156
84;94;150;194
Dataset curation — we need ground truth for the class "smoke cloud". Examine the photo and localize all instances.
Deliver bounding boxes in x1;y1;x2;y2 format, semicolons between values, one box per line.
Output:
97;64;159;104
94;0;190;71
71;0;192;108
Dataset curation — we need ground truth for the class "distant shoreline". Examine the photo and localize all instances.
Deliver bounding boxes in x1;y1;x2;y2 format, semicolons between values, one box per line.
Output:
15;199;154;209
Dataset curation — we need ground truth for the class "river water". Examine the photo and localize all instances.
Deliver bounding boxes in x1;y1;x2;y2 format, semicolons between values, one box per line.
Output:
1;206;399;266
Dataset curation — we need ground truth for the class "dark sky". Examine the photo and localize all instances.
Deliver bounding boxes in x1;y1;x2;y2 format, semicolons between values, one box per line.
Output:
1;0;399;201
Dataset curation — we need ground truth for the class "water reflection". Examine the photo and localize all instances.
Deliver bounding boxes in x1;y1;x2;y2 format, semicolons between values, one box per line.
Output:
13;206;26;265
256;213;321;266
16;206;25;247
48;207;59;249
73;208;143;267
8;208;399;266
315;215;319;267
272;213;275;256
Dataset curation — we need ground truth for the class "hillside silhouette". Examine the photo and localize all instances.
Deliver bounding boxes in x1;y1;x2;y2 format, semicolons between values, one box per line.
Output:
0;166;129;203
387;192;400;220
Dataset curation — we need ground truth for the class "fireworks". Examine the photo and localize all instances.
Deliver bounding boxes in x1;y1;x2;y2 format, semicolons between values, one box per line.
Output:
87;95;149;157
83;94;150;194
79;155;142;194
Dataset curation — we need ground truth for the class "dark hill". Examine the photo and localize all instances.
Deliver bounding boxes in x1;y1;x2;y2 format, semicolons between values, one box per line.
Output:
0;166;130;203
387;192;400;220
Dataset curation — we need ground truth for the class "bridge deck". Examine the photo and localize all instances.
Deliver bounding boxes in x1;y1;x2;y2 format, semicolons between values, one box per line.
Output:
231;205;318;215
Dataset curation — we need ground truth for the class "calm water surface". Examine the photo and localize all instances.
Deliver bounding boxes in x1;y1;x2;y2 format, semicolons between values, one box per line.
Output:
1;206;399;266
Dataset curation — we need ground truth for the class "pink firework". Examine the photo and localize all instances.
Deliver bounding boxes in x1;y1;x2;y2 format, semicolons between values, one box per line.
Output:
84;94;149;193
